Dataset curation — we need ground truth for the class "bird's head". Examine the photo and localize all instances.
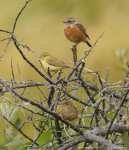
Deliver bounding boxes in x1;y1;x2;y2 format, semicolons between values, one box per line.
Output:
63;101;74;109
63;17;78;27
39;52;50;60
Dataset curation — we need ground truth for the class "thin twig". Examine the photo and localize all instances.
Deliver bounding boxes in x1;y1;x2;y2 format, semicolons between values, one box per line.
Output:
105;89;129;139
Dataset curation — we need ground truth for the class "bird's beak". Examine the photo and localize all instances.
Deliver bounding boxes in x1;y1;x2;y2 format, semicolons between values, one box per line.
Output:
63;21;66;23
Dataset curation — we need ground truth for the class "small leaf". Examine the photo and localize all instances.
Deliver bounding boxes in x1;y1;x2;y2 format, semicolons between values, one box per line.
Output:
15;135;22;141
4;128;13;143
121;131;129;149
62;126;70;135
25;142;32;145
99;121;105;127
38;131;51;145
0;103;6;114
0;144;5;150
16;144;27;150
38;120;44;129
106;112;113;118
9;108;18;124
51;120;55;130
4;140;25;148
113;49;120;58
16;142;38;149
13;118;21;136
121;48;126;59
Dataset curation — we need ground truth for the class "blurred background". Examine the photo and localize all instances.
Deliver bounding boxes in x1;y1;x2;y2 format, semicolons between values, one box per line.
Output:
0;0;129;145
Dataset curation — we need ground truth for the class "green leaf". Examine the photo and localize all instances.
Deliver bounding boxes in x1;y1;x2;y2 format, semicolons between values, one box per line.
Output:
8;104;15;109
106;112;113;118
9;108;18;124
16;142;32;150
51;120;55;130
13;118;21;136
0;144;5;150
25;142;32;145
38;120;44;129
38;119;50;131
62;127;78;138
4;128;13;143
16;145;27;150
0;103;6;114
38;131;51;145
121;131;129;149
15;135;22;141
99;121;105;127
4;140;25;148
113;49;120;58
46;119;50;128
62;126;70;135
121;48;126;59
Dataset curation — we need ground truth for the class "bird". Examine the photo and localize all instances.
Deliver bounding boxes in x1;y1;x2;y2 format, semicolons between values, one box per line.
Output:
61;101;78;121
63;17;92;47
39;52;71;72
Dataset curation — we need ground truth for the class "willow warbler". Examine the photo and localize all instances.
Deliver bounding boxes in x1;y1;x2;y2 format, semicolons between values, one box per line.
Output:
39;52;70;72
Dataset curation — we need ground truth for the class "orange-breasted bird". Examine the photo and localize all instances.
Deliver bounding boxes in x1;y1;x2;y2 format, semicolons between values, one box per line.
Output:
63;17;92;47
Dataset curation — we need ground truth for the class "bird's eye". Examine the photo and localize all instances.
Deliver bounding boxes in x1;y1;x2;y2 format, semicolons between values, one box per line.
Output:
66;103;69;105
44;55;46;57
68;20;71;23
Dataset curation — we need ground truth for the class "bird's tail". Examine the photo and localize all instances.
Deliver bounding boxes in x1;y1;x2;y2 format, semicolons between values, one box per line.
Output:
85;40;92;47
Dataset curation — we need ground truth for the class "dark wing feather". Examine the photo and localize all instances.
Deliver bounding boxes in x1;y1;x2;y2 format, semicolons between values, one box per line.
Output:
76;23;90;40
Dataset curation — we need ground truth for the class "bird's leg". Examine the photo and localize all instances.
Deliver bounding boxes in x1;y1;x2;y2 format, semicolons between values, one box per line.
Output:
47;67;51;78
71;43;78;49
65;120;70;128
72;121;76;129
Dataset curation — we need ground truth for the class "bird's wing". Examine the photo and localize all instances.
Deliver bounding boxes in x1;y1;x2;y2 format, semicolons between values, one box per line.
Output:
46;58;69;68
76;23;90;40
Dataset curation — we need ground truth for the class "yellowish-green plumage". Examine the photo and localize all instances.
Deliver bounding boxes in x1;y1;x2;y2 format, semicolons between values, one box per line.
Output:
39;52;70;72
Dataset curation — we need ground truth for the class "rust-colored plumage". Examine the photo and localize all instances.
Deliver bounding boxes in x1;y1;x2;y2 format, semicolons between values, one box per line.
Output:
63;17;92;47
61;101;78;121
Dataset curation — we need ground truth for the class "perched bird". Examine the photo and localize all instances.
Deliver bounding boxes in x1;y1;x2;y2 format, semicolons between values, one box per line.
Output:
39;52;70;72
61;101;78;121
63;17;92;47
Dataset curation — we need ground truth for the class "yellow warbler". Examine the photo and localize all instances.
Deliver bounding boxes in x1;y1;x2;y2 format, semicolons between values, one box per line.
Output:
39;52;70;72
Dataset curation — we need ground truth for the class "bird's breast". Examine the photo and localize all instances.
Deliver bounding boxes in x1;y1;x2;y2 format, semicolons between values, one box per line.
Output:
64;26;85;43
61;107;78;121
